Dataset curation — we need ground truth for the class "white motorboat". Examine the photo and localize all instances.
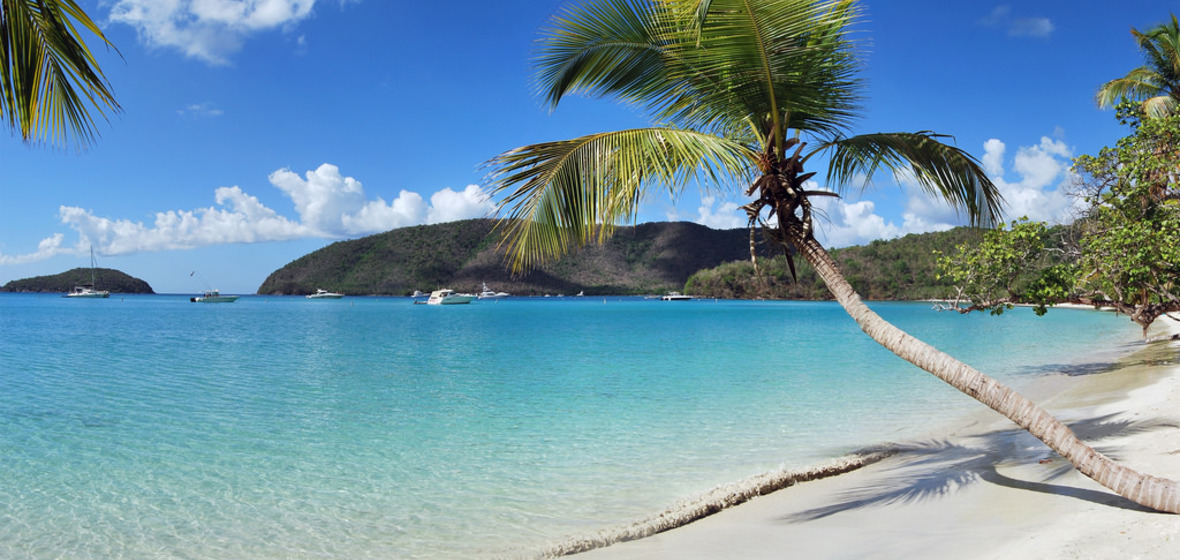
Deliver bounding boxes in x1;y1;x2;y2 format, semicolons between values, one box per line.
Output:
426;289;474;305
190;290;239;303
477;282;510;299
65;247;110;299
660;291;692;301
307;289;344;299
411;290;427;298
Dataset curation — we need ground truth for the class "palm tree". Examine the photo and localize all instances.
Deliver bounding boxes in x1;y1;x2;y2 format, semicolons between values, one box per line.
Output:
0;0;121;148
1097;13;1180;119
488;0;1180;513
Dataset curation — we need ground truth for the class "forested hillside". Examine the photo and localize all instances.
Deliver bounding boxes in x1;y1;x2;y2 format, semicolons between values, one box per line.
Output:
257;219;773;295
686;228;985;300
258;219;991;299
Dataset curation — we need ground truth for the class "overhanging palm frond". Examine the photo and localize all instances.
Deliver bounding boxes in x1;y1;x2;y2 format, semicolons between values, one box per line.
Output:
534;0;671;111
822;132;1004;227
487;127;756;271
0;0;121;149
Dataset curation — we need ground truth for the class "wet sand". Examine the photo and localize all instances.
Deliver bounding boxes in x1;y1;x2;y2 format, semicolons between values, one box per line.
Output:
569;318;1180;559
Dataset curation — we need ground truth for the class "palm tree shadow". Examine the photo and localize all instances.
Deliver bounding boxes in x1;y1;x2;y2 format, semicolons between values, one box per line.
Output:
784;414;1178;523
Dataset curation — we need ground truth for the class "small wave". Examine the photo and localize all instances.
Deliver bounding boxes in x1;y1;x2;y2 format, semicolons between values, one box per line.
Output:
527;448;897;558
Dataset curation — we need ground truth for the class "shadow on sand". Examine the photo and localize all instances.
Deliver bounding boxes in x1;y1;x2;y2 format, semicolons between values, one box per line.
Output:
783;413;1179;523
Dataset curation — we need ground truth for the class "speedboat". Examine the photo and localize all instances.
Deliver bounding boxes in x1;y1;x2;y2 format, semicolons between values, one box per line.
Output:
660;291;692;301
191;290;239;303
477;282;510;299
307;289;344;299
426;289;474;305
411;290;427;298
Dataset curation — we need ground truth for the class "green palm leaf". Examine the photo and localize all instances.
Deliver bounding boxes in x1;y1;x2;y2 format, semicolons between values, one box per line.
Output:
822;132;1003;227
488;127;756;270
0;0;121;149
1097;14;1180;119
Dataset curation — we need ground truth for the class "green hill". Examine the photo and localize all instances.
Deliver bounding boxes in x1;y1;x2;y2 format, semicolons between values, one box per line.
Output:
258;219;774;295
686;227;985;300
2;268;155;294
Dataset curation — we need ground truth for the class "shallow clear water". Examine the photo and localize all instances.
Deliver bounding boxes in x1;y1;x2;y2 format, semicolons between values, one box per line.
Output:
0;294;1140;558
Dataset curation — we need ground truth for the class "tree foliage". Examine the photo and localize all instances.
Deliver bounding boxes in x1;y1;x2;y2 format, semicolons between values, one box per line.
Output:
938;108;1180;336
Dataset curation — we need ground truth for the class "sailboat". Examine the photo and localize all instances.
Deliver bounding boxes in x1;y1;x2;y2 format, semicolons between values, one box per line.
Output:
64;247;110;298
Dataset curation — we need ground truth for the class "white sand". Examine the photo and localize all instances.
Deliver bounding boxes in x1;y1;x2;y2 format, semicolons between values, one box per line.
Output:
568;318;1180;559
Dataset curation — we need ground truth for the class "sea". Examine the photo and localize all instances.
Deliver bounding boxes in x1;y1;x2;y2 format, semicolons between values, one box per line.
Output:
0;293;1143;559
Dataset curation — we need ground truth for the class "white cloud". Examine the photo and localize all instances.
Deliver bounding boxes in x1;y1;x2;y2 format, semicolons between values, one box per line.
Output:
982;138;1006;176
108;0;318;65
694;196;746;229
179;103;223;118
1009;17;1054;38
0;234;67;265
985;136;1078;223
0;164;496;265
980;6;1054;38
812;198;902;248
426;185;496;224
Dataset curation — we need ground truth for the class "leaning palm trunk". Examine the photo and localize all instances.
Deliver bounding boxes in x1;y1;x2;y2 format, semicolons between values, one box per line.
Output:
785;223;1180;513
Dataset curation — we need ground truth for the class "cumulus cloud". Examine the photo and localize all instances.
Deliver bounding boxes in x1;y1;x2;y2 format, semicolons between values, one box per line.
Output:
108;0;320;65
0;234;67;265
0;164;497;264
694;196;746;229
426;185;496;224
983;136;1079;223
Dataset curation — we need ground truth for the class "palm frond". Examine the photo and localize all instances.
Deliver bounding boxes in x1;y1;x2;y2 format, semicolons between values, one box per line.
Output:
486;127;757;270
822;132;1004;227
534;0;671;111
658;0;864;141
0;0;121;149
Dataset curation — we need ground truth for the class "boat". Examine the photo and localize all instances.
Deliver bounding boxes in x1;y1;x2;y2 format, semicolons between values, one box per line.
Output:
411;290;427;298
660;291;692;301
426;289;475;305
64;247;110;299
306;289;344;299
190;290;239;303
477;282;510;299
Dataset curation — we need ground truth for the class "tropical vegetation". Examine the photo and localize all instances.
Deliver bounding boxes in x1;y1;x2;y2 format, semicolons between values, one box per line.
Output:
688;227;985;300
486;0;1180;516
939;106;1180;338
0;0;120;148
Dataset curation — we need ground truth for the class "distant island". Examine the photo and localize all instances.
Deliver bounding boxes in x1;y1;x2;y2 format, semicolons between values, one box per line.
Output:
258;218;984;299
1;268;155;294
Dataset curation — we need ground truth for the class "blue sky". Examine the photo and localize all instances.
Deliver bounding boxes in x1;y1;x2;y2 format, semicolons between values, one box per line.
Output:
0;0;1175;293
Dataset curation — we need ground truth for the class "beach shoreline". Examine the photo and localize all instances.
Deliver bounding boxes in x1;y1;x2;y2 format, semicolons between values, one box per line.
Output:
558;315;1180;559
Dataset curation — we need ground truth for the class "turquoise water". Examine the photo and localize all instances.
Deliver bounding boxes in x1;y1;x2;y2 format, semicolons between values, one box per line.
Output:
0;294;1141;558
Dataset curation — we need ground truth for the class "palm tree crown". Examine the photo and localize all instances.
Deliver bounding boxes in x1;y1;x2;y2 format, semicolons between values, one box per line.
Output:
490;0;1000;270
0;0;121;149
1097;13;1180;119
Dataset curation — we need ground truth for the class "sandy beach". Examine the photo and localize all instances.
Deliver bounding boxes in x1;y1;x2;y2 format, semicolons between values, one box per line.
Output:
567;317;1180;559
